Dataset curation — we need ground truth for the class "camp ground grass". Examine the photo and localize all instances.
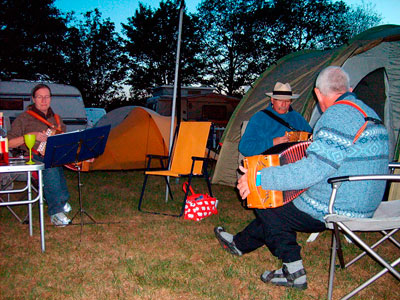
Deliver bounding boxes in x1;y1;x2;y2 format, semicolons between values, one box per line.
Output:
1;169;399;300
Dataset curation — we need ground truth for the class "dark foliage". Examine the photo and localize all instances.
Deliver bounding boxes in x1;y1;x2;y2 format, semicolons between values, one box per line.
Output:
0;0;67;80
197;0;272;96
123;0;205;103
0;0;382;107
196;0;382;96
61;9;128;108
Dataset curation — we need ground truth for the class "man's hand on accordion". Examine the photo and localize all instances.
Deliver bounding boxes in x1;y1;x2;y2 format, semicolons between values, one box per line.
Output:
273;134;289;146
35;130;49;142
237;165;250;199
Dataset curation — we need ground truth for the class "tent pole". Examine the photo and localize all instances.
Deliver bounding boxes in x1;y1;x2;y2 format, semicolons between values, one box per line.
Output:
166;0;185;202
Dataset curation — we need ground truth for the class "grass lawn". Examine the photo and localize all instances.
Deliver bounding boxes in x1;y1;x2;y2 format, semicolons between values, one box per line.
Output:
0;169;399;299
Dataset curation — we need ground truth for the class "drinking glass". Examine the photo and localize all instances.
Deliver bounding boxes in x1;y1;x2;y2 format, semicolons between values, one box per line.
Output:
24;134;36;164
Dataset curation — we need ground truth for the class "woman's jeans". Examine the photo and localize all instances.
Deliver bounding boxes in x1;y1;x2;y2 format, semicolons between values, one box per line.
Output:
34;154;70;216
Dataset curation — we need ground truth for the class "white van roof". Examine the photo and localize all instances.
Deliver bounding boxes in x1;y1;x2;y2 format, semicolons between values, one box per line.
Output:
0;80;81;97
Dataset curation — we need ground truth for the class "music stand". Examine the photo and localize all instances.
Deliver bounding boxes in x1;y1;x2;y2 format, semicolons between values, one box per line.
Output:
44;125;111;226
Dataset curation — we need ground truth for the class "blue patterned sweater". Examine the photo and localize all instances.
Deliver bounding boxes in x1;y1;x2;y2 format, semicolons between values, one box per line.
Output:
259;92;389;222
239;104;312;156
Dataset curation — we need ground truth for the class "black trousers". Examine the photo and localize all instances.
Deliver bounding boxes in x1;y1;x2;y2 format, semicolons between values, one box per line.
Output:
233;202;326;263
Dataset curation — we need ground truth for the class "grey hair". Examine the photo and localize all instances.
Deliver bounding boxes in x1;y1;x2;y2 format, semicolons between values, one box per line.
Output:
315;66;350;96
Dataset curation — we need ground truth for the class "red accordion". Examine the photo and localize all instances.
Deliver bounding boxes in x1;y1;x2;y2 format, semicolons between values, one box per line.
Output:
243;141;311;209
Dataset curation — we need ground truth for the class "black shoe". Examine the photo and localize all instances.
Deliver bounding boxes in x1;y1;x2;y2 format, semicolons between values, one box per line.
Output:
214;226;242;256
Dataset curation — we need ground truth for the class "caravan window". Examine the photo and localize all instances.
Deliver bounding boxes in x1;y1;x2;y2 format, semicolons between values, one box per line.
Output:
0;98;26;110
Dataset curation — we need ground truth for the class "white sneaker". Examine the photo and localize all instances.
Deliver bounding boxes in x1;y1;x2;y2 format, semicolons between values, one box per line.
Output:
63;202;72;214
50;212;71;227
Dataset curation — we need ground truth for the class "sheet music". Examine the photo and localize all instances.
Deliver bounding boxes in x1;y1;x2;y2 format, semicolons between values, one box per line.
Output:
44;125;110;168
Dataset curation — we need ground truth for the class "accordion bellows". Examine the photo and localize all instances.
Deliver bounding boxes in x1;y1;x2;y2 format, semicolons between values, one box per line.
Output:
243;141;311;209
37;128;57;156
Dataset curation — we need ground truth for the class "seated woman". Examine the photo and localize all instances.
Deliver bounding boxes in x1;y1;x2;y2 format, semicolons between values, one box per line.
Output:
7;84;72;227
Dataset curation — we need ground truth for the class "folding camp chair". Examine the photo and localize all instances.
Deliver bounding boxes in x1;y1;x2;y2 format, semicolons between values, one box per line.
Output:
138;121;213;217
324;162;400;300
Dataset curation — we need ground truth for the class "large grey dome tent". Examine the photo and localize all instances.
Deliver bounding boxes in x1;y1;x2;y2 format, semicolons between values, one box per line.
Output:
212;25;400;187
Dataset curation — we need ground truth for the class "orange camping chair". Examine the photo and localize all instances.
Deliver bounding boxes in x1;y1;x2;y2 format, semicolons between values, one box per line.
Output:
138;121;213;217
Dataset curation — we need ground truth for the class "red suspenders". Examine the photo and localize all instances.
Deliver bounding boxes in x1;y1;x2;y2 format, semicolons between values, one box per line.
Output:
334;100;383;143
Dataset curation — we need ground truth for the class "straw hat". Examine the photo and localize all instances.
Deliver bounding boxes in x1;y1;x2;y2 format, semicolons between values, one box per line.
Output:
265;82;299;99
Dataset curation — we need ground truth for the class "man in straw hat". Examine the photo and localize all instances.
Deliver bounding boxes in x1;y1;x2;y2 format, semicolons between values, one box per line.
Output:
215;67;388;289
239;82;312;156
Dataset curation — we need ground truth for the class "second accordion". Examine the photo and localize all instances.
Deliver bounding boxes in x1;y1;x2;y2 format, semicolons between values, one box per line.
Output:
243;141;311;209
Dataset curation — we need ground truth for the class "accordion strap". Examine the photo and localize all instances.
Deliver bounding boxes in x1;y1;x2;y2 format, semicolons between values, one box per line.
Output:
334;100;383;143
26;110;62;132
262;109;298;131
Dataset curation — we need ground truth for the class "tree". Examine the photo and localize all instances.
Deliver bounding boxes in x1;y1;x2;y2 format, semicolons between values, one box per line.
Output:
62;9;128;108
257;0;382;59
0;0;383;106
123;0;205;103
0;0;68;80
197;0;271;96
344;0;382;38
196;0;382;96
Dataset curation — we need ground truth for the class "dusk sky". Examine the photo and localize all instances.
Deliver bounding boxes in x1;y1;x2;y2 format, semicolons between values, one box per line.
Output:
53;0;400;33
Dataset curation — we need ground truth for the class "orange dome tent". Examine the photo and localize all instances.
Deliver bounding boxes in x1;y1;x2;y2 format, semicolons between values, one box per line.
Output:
89;107;175;170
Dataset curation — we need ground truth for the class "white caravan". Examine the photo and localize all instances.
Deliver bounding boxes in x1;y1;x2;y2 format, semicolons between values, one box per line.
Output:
0;80;88;133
